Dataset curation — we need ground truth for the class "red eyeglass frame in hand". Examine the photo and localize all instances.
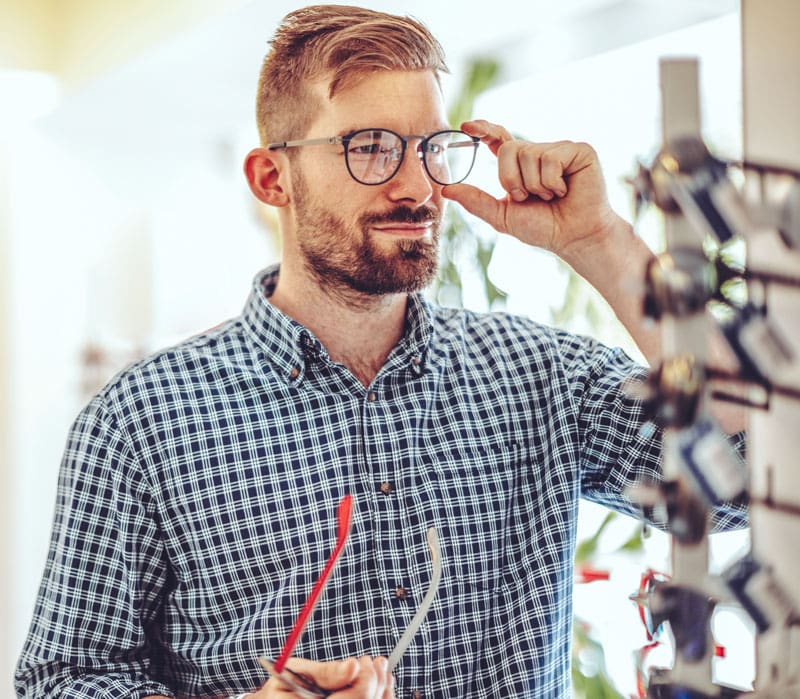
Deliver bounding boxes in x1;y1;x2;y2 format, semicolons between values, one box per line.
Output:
258;497;444;698
277;494;353;671
258;494;353;698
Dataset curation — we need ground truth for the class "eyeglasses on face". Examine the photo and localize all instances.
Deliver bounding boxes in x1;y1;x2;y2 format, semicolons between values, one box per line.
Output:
268;128;480;186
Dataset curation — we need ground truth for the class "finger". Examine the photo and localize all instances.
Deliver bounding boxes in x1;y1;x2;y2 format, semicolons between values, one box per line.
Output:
496;141;538;202
379;658;396;699
520;142;583;200
462;120;529;201
519;144;570;201
330;656;380;699
519;141;593;200
442;183;508;233
285;657;359;692
540;140;594;196
261;675;298;696
463;120;550;202
460;119;514;155
371;657;389;699
539;144;569;197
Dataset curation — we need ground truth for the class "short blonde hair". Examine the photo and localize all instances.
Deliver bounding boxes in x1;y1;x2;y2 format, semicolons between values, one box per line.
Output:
255;5;448;145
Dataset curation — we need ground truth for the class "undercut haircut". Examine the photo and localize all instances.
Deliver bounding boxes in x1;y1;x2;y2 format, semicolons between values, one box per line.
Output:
255;4;448;146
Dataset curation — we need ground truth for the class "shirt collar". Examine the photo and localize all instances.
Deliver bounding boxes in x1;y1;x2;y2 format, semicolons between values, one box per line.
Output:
241;265;434;383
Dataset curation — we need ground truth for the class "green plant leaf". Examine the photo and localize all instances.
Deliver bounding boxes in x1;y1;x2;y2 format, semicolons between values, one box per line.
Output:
432;57;502;310
619;525;646;553
574;511;616;564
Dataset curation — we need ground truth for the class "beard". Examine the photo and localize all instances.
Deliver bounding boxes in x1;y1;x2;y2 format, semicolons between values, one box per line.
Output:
291;169;440;296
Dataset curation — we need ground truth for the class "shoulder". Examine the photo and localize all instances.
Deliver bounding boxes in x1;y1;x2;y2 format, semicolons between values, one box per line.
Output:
430;304;557;345
427;304;645;385
428;304;605;359
94;317;255;414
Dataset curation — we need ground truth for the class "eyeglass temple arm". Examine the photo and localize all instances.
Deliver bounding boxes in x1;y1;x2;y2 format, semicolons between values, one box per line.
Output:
386;527;442;672
448;137;480;148
267;136;342;150
267;132;477;151
273;494;353;673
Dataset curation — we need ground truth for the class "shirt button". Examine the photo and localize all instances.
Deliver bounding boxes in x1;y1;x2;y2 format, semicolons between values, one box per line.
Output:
289;367;300;379
412;691;423;699
367;391;377;402
395;586;408;600
379;481;392;496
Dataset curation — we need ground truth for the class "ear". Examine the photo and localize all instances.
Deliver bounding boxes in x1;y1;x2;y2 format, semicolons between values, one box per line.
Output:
243;147;290;207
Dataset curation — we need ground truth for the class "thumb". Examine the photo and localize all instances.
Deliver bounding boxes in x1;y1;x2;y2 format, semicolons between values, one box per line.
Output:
304;657;359;690
443;183;507;233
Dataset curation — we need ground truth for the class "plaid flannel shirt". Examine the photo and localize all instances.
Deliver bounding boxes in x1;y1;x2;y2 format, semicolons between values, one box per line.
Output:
16;265;746;698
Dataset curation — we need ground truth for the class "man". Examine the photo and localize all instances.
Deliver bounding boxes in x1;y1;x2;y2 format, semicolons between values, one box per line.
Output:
16;5;745;699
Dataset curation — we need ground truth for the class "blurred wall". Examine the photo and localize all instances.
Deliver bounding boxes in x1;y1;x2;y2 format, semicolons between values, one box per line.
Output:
0;0;249;88
1;142;13;695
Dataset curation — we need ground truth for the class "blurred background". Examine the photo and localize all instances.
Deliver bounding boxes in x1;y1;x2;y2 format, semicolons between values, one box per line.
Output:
1;0;751;695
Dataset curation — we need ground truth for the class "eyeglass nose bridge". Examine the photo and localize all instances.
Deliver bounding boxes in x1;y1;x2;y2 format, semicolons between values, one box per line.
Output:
360;133;428;185
387;134;447;184
380;135;426;165
395;136;435;175
342;129;477;186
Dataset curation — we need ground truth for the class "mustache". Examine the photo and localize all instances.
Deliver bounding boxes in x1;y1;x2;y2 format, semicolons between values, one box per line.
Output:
361;205;440;226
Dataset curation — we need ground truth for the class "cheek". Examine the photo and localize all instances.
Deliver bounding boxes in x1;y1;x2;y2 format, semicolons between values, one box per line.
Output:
303;159;362;203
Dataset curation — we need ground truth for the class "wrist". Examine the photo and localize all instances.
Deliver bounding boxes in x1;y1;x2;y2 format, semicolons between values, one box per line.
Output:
563;214;641;284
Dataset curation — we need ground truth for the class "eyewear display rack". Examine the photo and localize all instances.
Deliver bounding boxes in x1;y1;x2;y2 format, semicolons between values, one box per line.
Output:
627;51;800;698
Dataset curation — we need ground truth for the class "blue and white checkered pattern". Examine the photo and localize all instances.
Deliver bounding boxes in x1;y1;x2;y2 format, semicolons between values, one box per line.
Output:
16;266;746;699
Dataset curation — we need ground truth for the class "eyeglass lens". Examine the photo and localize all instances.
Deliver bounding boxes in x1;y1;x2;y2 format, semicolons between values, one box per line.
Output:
345;130;477;185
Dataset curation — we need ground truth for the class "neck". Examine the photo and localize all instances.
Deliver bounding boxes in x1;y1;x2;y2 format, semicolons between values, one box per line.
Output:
269;261;409;387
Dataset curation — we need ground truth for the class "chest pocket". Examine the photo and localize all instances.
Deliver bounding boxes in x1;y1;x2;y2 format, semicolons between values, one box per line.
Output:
425;440;519;591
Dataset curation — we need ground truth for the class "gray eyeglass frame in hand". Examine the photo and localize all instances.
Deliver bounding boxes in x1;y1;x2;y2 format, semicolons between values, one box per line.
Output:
267;128;480;186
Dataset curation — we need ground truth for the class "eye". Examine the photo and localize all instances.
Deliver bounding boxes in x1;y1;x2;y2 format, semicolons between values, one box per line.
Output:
349;143;381;155
425;142;445;155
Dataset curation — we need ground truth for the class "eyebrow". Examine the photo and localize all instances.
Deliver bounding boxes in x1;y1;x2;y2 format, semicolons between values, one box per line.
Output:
335;125;453;137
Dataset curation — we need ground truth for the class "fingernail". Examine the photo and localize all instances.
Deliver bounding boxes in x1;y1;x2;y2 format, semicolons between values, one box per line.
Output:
511;188;528;202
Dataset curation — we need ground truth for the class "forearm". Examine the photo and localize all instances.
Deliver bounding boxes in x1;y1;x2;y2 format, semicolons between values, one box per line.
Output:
560;213;660;365
562;213;747;433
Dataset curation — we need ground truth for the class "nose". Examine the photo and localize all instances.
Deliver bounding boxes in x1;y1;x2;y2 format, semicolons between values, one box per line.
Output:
386;142;434;205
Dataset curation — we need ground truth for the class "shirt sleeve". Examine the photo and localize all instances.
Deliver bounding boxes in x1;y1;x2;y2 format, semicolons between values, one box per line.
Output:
565;336;663;519
15;395;175;699
564;335;748;531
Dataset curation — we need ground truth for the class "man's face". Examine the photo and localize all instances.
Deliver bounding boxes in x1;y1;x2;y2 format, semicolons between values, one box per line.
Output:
287;70;449;296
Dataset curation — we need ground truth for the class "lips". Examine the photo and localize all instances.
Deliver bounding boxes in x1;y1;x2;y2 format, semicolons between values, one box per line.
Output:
371;222;434;239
